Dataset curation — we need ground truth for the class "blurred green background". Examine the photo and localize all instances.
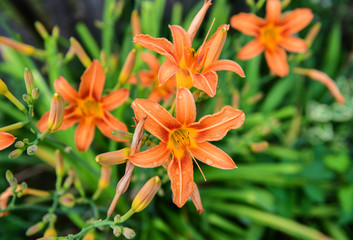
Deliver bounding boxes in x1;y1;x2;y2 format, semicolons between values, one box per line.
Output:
0;0;352;239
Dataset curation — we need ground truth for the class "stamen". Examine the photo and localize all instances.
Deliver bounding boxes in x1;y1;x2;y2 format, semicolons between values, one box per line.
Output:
187;148;206;181
197;18;216;56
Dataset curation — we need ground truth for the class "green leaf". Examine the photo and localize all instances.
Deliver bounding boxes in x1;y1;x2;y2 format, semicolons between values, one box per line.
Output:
324;151;350;173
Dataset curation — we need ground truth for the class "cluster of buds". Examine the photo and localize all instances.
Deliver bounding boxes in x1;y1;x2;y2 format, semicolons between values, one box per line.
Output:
22;68;40;108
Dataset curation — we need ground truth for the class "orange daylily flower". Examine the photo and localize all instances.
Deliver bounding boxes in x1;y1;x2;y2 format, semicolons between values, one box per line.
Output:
37;60;129;152
130;88;245;207
133;2;244;97
0;132;15;151
130;53;176;102
230;0;313;77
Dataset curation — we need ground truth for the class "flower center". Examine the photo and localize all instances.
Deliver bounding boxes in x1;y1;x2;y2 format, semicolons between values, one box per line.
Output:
260;24;282;50
168;128;196;159
77;98;104;118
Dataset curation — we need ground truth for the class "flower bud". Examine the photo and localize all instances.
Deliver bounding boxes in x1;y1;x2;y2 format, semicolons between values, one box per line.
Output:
131;176;161;212
118;49;136;86
187;0;212;41
113;214;121;222
203;25;228;69
59;193;75;208
112;130;133;141
0;36;36;55
22;94;31;103
0;132;16;151
27;145;38;155
8;148;24;159
98;166;111;190
122;227;136;239
47;93;65;131
43;227;57;237
96;148;130;166
5;170;14;184
131;10;142;37
32;88;40;100
55;150;65;178
52;26;60;40
250;141;269;152
113;227;122;237
26;221;46;236
0;79;9;95
24;68;35;95
70;37;91;67
35;21;49;39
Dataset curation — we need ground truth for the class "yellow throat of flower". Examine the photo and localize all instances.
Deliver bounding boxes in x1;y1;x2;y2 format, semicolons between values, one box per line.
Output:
168;128;197;159
77;98;104;118
260;24;282;50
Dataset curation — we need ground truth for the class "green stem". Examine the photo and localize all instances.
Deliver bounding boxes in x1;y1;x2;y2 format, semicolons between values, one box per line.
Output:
66;219;114;240
118;208;135;223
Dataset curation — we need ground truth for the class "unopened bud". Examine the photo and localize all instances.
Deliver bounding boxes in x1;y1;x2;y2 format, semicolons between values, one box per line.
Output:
112;130;133;141
113;214;121;222
20;182;28;192
35;21;49;39
122;227;136;239
118;49;136;86
187;0;212;41
203;25;228;69
70;37;91;67
24;68;35;95
0;79;9;95
23;138;29;144
250;141;269;152
131;10;142;37
43;227;57;237
8;148;24;159
0;36;36;55
113;227;122;237
59;193;75;208
26;221;46;236
6;170;17;190
47;93;65;131
0;132;16;150
22;94;31;103
52;26;59;39
98;166;111;190
27;145;38;155
42;213;57;223
55;150;64;177
131;176;161;212
96;148;130;166
32;88;40;100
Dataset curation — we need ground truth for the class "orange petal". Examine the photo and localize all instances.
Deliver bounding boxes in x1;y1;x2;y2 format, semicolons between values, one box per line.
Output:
130;142;171;167
101;88;130;111
280;9;313;35
139;71;155;87
237;38;265;60
54;76;78;104
193;71;218;97
96;112;127;141
203;59;245;78
78;60;105;100
0;132;15;151
264;47;289;77
169;25;191;60
266;0;281;23
168;154;194;208
133;34;176;62
148;89;162;102
128;74;138;85
191;106;245;142
190;142;236;169
75;118;95;152
141;53;160;73
230;13;264;36
279;36;307;53
132;99;182;142
158;59;180;86
176;88;196;126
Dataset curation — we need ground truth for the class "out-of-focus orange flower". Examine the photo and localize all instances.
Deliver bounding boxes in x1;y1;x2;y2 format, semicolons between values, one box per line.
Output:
130;53;176;102
0;132;15;151
133;1;244;97
37;60;129;152
130;88;245;207
231;0;313;77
